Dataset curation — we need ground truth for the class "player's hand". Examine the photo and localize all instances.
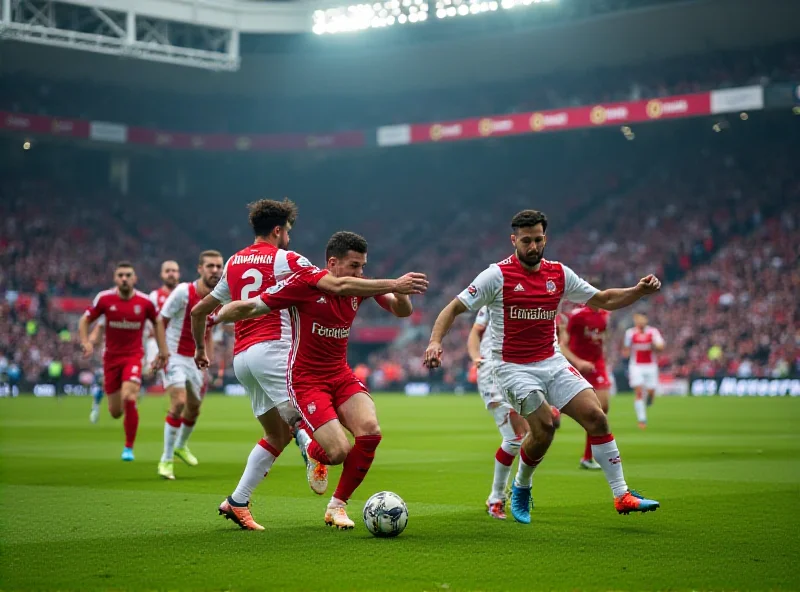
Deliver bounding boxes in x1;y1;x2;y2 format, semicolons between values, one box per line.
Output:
393;273;429;295
472;357;485;369
194;348;210;370
81;341;94;359
636;274;662;295
213;376;224;388
576;359;595;374
154;351;169;371
424;342;443;369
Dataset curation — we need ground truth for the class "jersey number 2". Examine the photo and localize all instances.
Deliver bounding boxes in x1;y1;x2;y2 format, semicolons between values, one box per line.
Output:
240;269;264;300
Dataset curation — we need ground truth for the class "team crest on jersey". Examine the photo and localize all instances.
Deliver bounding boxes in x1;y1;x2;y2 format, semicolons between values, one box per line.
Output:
351;297;359;311
467;285;478;297
307;402;317;414
546;280;557;294
134;304;142;315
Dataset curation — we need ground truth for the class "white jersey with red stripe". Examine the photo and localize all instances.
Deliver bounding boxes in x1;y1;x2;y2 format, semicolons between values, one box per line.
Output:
159;281;207;357
211;242;314;356
149;286;172;314
473;306;493;363
624;326;664;367
457;256;599;364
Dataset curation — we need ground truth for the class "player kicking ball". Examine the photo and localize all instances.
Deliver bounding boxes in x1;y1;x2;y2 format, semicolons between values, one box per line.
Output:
425;210;661;524
213;232;425;530
154;250;224;480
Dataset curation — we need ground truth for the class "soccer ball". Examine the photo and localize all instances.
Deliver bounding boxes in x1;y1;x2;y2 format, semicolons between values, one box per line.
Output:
363;491;408;538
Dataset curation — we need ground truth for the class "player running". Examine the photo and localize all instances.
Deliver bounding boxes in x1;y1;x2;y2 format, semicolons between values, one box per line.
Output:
424;210;661;524
79;261;169;461
623;313;665;429
212;231;425;530
558;303;612;470
144;260;180;379
467;306;529;520
155;250;223;480
190;200;427;531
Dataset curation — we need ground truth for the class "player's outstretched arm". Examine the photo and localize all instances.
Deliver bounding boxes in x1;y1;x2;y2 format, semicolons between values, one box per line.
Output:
316;272;428;297
424;298;469;368
214;297;273;324
191;294;222;369
587;275;661;311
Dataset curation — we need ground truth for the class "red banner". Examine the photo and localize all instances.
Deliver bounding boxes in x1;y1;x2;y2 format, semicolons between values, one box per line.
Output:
1;111;365;152
409;92;712;144
0;111;90;139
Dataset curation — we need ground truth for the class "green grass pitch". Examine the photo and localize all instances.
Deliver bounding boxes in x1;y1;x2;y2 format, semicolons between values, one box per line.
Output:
1;393;798;591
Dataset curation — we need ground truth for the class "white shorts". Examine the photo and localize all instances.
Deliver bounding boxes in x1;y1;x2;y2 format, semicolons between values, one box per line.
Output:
164;354;204;399
477;362;506;409
494;353;592;416
233;341;290;418
629;364;659;390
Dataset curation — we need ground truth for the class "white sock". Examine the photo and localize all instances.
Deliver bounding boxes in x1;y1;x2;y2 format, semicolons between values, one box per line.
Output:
634;398;647;423
513;450;541;489
490;441;519;502
590;435;628;498
230;440;280;504
328;496;346;508
161;417;180;462
296;428;312;449
175;419;196;449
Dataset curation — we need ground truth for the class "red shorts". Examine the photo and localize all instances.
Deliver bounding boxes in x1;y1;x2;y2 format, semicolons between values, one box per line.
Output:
291;369;369;432
103;356;143;394
583;360;610;391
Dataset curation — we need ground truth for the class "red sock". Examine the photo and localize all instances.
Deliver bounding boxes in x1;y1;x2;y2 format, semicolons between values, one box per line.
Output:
308;440;333;465
582;435;593;462
333;435;382;503
123;399;139;448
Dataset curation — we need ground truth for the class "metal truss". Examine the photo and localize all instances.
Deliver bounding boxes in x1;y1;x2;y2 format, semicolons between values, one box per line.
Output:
0;0;240;71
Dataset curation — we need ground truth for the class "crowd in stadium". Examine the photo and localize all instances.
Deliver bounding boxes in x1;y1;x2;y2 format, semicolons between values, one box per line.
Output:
1;42;798;390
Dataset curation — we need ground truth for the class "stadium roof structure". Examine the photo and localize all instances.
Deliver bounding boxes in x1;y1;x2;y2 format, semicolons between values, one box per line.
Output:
1;0;798;93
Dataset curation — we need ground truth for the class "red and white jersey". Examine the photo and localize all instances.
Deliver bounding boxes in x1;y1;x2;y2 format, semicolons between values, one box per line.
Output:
566;306;610;363
149;286;172;314
624;326;664;366
159;281;209;357
457;256;599;365
211;242;315;356
84;289;157;360
259;269;392;378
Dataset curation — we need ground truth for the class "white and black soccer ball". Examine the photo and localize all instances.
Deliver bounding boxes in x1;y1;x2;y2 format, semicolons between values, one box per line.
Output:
363;491;408;538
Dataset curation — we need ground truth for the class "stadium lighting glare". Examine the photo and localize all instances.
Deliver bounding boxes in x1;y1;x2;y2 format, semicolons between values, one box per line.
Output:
313;0;554;32
740;112;748;121
23;141;31;150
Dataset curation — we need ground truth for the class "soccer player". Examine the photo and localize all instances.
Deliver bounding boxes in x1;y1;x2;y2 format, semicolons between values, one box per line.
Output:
558;303;611;469
155;251;223;480
623;313;665;429
467;306;529;520
189;200;427;531
211;231;425;530
424;210;661;524
79;261;169;461
144;260;180;379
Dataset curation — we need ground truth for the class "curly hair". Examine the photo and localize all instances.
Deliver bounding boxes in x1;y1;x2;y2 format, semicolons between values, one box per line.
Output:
325;231;368;260
510;210;548;233
247;198;298;237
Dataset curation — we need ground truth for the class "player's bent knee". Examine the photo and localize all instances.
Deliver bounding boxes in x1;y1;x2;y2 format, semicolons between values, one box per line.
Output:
584;407;610;436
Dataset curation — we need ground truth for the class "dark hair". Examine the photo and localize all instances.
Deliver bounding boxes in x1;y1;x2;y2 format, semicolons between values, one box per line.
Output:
198;249;223;266
248;198;298;237
115;261;135;271
511;210;548;233
325;231;368;260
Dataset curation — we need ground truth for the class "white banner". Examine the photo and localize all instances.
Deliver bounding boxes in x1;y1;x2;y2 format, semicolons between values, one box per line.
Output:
377;125;411;147
691;376;800;397
90;121;128;144
710;86;764;114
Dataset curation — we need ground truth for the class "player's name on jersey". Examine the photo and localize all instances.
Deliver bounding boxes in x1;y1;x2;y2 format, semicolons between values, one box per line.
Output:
508;306;558;321
231;253;274;265
691;376;800;397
